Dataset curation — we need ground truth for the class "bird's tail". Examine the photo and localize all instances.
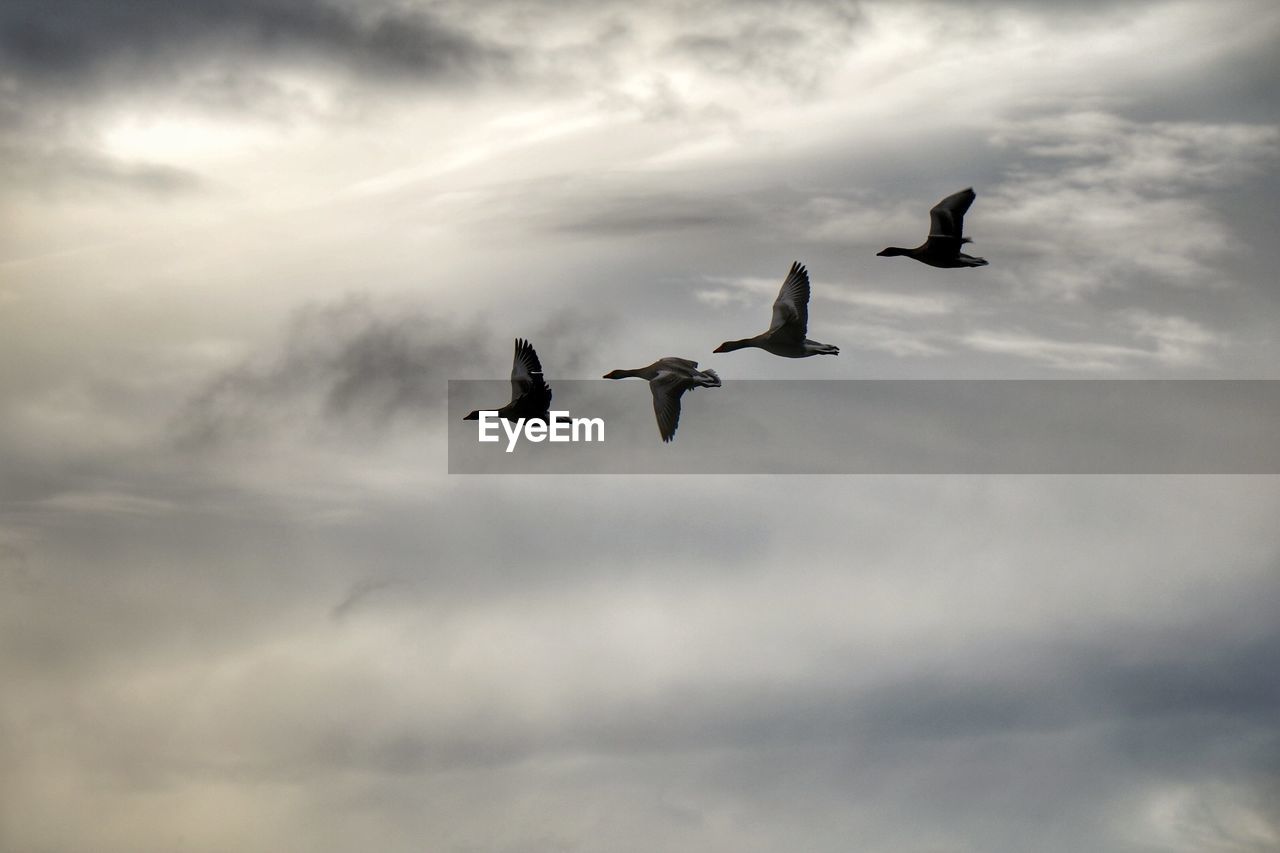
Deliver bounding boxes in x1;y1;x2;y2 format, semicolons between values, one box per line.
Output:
700;369;722;387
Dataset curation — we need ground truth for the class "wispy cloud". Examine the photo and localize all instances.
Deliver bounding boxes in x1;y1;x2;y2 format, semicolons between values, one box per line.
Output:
1133;781;1280;853
34;491;178;517
986;110;1279;299
4;2;1280;851
173;295;481;448
962;312;1219;371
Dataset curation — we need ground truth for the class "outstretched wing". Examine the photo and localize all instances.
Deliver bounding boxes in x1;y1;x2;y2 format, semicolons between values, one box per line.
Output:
928;187;976;241
650;372;688;443
509;338;551;409
768;261;810;342
656;357;699;371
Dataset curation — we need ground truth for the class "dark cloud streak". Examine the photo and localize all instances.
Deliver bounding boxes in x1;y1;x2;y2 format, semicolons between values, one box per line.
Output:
0;0;514;198
172;292;615;449
173;295;485;448
0;0;512;91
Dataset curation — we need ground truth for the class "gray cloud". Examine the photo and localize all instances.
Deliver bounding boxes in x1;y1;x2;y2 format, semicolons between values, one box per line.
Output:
0;0;514;199
4;1;1280;851
548;189;762;236
0;143;206;197
330;576;409;621
173;295;481;447
662;4;864;93
4;464;1279;853
0;0;510;91
173;293;616;450
983;109;1279;299
0;542;34;593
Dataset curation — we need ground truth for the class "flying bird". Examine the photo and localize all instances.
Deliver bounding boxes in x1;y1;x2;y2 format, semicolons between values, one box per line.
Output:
603;358;721;443
463;338;554;422
713;261;840;358
877;187;989;268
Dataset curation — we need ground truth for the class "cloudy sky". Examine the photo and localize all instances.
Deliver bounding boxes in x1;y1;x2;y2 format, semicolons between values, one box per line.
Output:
2;1;1279;850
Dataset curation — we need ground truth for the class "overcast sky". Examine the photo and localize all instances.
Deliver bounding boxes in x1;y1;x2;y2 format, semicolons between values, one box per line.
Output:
2;1;1279;851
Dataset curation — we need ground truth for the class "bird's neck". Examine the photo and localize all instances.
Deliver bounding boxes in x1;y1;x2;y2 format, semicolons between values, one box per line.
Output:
717;339;756;352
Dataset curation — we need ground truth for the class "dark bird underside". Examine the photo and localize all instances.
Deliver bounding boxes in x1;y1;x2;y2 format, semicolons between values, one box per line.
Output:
463;338;554;422
713;261;840;358
877;187;988;268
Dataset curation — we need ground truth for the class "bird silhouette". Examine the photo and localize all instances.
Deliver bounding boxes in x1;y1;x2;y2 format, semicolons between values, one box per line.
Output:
713;262;839;358
603;358;721;442
463;338;555;422
877;187;988;268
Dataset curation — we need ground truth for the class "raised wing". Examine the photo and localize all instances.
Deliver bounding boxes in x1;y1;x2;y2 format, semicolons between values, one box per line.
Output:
768;261;810;342
656;357;700;372
509;338;551;408
650;372;688;443
928;187;976;240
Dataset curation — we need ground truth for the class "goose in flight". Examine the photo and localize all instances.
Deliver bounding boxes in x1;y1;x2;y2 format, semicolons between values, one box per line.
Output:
603;358;721;443
463;338;553;422
713;261;840;358
877;187;988;268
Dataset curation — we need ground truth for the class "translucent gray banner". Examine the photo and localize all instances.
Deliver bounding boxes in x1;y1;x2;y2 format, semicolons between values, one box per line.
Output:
447;380;1280;474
